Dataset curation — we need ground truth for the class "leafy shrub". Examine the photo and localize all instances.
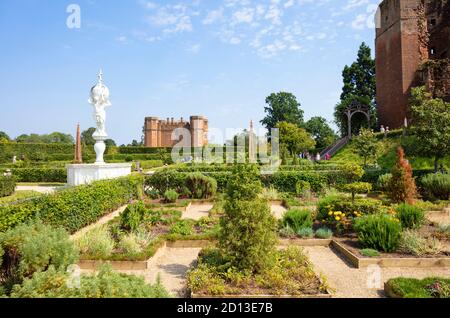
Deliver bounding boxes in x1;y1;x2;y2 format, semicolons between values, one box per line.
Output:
360;248;380;257
399;229;443;256
315;227;333;239
354;214;402;252
117;233;144;256
377;173;392;192
386;277;450;298
395;204;425;229
163;189;179;203
169;220;193;236
282;209;313;232
10;265;170;298
420;173;450;200
185;173;217;199
388;147;417;204
75;226;115;259
340;163;364;183
0;175;16;198
120;201;146;232
317;195;383;220
297;227;314;238
279;225;296;238
262;171;327;193
295;180;311;196
0;221;78;294
261;187;280;201
0;175;144;233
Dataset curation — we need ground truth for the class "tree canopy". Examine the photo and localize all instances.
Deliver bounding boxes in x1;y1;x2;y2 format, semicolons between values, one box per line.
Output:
276;121;315;156
304;117;337;150
261;92;304;132
353;128;381;166
15;132;74;144
0;131;10;143
81;127;96;146
334;43;376;136
408;86;450;172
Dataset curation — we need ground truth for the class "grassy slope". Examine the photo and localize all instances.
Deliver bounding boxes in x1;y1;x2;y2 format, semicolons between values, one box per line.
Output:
0;190;41;204
331;136;450;170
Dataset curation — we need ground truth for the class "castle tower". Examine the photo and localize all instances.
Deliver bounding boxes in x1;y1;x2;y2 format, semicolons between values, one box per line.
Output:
144;117;161;147
376;0;429;129
190;116;208;148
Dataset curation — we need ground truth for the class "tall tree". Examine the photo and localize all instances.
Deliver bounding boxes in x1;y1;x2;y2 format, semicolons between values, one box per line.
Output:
276;121;315;156
304;117;337;150
261;92;304;132
105;139;117;147
409;86;450;172
0;131;10;143
81;127;96;146
334;42;376;136
353;128;381;166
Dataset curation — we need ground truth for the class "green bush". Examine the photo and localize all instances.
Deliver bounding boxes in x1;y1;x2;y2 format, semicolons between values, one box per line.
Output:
262;171;327;193
395;204;425;229
399;229;442;256
354;214;402;252
185;173;217;199
297;227;314;238
0;175;144;233
11;168;66;183
120;201;146;232
0;221;78;294
169;220;194;236
360;248;380;257
377;173;392;192
420;173;450;200
75;226;115;259
279;225;296;238
340;182;372;203
385;277;450;298
163;189;179;203
10;265;170;298
315;227;333;239
282;209;313;232
0;176;16;198
295;180;311;196
317;195;383;220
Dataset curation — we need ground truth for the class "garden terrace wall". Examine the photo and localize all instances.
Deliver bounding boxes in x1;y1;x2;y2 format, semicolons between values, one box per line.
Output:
0;175;144;233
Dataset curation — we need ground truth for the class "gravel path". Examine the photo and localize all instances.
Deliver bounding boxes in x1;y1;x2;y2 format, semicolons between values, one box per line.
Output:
271;203;287;220
183;203;213;220
15;185;61;194
427;211;450;226
303;246;450;298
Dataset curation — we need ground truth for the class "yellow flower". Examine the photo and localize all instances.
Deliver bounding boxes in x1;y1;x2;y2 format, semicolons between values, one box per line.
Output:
335;217;341;221
328;211;333;216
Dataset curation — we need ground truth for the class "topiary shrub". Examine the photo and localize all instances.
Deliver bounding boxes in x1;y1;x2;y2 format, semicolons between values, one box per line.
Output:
0;175;16;198
281;209;313;233
340;182;372;203
395;203;425;229
185;173;217;199
420;173;450;201
0;221;78;294
163;189;179;204
219;165;277;273
354;214;402;252
388;147;417;204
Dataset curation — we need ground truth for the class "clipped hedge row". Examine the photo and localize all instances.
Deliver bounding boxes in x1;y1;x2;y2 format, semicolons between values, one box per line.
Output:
9;168;67;183
0;176;16;198
0;175;144;233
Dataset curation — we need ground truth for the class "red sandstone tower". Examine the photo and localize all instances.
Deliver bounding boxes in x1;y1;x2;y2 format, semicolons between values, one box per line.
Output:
376;0;450;129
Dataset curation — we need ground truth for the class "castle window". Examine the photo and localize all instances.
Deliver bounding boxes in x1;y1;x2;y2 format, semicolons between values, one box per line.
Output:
430;48;436;55
430;19;436;26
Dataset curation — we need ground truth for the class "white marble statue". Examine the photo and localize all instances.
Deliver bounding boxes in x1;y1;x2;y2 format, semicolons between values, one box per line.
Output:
88;70;111;163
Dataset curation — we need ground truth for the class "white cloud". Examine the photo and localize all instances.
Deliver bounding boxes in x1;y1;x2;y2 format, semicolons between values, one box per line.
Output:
231;8;254;25
351;14;366;30
187;43;201;53
203;8;224;25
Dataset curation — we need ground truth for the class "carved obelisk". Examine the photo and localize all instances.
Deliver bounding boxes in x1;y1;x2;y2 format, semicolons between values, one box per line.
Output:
74;123;82;164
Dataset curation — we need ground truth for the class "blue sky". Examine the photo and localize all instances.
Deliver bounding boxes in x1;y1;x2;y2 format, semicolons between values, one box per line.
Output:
0;0;381;145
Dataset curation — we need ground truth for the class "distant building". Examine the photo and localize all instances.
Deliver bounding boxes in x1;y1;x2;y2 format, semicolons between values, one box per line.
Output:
376;0;450;129
144;116;208;148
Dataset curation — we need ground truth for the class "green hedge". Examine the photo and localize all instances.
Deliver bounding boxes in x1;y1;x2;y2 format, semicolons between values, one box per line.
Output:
0;176;16;198
385;277;450;298
0;175;144;233
8;168;67;183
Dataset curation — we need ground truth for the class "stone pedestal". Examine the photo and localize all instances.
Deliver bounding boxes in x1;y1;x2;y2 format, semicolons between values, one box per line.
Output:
66;163;132;186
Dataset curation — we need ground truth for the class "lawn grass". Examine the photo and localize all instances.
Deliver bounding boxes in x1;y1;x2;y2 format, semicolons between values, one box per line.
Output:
331;136;450;170
0;190;42;204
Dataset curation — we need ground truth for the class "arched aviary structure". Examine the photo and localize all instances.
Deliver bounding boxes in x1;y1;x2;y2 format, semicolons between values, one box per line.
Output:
344;100;371;138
